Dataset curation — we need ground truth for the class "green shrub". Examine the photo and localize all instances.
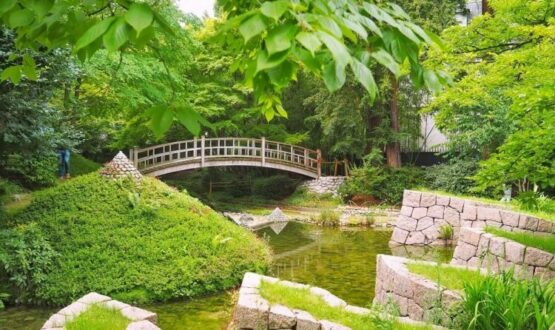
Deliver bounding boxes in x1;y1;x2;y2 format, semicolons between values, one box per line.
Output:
454;271;555;329
437;224;454;240
313;210;340;226
65;304;130;330
423;159;478;195
70;154;101;177
1;173;270;305
252;175;297;200
516;191;555;214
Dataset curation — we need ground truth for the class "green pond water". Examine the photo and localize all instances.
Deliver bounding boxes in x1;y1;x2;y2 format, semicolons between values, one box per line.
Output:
0;222;453;330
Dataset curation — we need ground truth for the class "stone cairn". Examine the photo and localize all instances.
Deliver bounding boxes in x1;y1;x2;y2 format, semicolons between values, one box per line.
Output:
267;207;289;222
100;151;143;181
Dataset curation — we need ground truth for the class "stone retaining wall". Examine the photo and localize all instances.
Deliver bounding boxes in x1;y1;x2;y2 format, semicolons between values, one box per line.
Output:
41;292;159;330
451;227;555;279
232;272;433;330
302;177;345;196
374;255;465;323
390;190;555;246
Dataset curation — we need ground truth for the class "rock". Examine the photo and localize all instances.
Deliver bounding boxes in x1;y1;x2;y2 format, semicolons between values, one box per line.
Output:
537;219;553;233
126;320;161;330
294;310;321;330
420;193;436;207
77;292;111;305
519;216;538;231
416;217;434;231
400;206;413;217
412;207;428;220
267;207;288;222
344;305;371;315
42;314;67;328
269;304;296;329
391;228;409;244
453;242;477;261
121;307;157;324
408;300;424;320
449;198;464;212
477;207;500;222
436;195;450;206
320;320;350;330
460;228;481;246
422;226;439;241
104;300;130;311
404;191;421;207
100;151;142;181
489;238;505;257
396;215;417;231
234;293;270;329
500;211;519;227
505;241;525;264
279;280;309;290
427;205;444;219
461;203;477;220
242;272;262;288
524;247;554;267
239;214;254;223
444;207;460;227
405;231;426;245
58;302;88;317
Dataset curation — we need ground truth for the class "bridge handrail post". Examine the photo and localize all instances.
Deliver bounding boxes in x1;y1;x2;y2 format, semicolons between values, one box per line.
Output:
201;136;205;167
261;137;266;166
317;149;322;178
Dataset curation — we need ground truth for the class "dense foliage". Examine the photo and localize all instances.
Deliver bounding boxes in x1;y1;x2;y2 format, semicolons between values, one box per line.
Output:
0;173;270;305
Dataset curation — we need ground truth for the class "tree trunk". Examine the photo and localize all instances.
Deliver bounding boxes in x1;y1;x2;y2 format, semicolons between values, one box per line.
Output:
386;76;402;168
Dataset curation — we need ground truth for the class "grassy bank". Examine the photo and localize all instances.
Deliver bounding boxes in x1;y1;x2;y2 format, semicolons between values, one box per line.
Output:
259;281;431;330
485;227;555;254
406;263;485;292
0;173;270;306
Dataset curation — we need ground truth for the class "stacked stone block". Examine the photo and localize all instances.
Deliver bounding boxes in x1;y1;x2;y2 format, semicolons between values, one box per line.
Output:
302;177;346;196
41;292;159;330
374;255;463;323
452;227;555;279
390;190;554;246
100;151;143;181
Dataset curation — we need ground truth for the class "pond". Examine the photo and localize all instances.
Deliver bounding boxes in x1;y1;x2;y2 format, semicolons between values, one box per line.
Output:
0;222;453;330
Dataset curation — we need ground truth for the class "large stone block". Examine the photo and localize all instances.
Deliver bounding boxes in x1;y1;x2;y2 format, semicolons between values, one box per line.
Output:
477;207;500;222
436;195;450;206
126;320;161;330
391;228;409;244
396;215;417;231
293;310;320;330
524;247;554;267
518;215;538;231
489;238;506;257
427;205;444;219
58;302;88;317
411;280;438;309
422;226;439;241
404;190;421;207
320;320;350;330
400;206;413;217
408;300;424;321
416;217;434;231
242;272;262;288
344;305;371;315
537;220;553;233
412;207;428;220
505;241;525;264
461;203;477;220
460;228;481;246
405;231;426;245
500;211;519;227
77;292;111;305
269;304;296;329
393;272;414;298
444;207;460;227
420;193;436;207
234;293;270;329
453;242;477;261
121;307;157;324
449;198;464;212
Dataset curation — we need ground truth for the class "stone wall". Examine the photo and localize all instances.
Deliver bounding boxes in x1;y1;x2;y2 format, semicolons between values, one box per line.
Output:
302;176;346;196
41;292;159;330
390;190;555;246
232;272;432;330
451;227;555;279
374;255;464;323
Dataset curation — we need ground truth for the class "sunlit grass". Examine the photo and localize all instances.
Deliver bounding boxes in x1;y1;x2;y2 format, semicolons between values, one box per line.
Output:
65;304;130;330
259;280;432;330
485;227;555;254
406;263;486;292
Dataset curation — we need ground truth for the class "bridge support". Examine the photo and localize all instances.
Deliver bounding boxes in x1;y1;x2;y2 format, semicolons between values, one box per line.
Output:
201;136;205;167
317;149;322;178
261;137;266;166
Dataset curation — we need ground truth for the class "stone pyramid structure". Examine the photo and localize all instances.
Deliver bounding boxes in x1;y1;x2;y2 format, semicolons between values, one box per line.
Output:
100;151;142;181
267;207;288;222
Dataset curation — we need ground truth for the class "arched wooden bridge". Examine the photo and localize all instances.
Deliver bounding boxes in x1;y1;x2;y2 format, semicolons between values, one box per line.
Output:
129;137;322;178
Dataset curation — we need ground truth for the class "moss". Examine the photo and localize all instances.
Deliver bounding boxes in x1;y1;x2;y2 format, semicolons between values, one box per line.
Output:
65;304;130;330
4;173;270;305
406;263;485;292
485;227;555;254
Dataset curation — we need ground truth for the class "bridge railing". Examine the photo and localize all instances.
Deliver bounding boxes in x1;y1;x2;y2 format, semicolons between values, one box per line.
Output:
130;137;321;176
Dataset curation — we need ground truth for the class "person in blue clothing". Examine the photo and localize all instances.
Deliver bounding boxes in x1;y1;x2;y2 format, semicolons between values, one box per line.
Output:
59;148;71;179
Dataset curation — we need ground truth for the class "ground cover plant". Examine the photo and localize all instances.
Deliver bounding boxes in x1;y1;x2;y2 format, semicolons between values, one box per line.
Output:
485;227;555;254
0;173;270;306
259;280;431;330
454;271;555;330
64;304;130;330
406;263;485;292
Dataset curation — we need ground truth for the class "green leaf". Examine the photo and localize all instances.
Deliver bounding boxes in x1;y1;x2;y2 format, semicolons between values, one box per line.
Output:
424;69;442;94
370;49;401;78
0;0;16;14
267;60;297;88
388;3;411;20
9;9;34;28
22;0;53;17
1;66;22;84
323;61;346;92
292;47;321;73
260;0;289;20
125;3;153;35
75;17;116;52
21;54;37;80
350;59;377;99
149;106;174;139
175;106;202;136
317;31;351;67
152;10;175;36
256;49;289;72
359;16;382;37
342;15;367;40
315;16;342;39
103;18;131;52
265;24;297;55
239;14;267;42
296;32;322;55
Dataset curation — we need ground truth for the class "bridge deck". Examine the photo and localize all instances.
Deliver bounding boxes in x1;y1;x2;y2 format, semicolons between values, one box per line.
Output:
130;137;321;178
